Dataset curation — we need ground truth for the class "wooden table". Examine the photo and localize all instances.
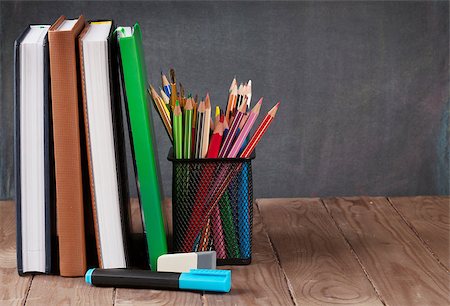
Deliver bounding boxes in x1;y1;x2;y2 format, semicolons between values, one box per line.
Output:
1;197;448;305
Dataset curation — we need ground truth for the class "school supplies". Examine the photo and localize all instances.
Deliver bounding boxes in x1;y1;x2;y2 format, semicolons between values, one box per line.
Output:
149;72;280;264
85;268;232;292
241;102;280;158
157;251;216;273
15;24;54;275
79;20;129;269
48;15;88;277
117;23;167;270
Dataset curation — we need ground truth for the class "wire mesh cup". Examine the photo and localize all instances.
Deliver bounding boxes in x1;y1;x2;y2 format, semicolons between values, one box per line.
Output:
168;148;255;265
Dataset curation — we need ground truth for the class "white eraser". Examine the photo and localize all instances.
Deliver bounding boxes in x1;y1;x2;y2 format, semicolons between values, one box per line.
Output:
157;251;216;273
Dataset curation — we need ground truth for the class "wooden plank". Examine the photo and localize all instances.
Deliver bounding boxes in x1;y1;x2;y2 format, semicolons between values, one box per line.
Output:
204;202;294;305
115;199;202;305
388;196;449;270
0;201;32;305
26;275;113;305
323;197;450;306
258;198;382;305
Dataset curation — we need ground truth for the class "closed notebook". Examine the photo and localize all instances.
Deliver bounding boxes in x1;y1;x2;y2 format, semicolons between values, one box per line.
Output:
117;23;167;270
78;20;130;269
48;15;87;277
15;25;56;275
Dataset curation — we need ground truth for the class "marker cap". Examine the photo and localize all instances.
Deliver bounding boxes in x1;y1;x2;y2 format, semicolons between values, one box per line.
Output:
179;269;231;293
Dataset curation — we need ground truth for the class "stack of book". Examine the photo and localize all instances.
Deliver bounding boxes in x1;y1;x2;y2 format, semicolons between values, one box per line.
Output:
15;16;166;277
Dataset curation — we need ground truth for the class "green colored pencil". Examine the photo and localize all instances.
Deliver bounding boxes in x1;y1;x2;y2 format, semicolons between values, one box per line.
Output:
183;98;193;159
219;192;240;258
173;100;183;159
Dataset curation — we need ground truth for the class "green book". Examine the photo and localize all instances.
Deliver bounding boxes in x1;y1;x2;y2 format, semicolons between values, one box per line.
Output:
117;23;167;270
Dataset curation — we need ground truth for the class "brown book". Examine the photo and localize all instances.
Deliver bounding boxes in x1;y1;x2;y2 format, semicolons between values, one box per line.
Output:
48;15;87;276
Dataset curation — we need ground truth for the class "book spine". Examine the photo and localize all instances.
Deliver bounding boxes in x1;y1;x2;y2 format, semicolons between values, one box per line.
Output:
48;28;87;277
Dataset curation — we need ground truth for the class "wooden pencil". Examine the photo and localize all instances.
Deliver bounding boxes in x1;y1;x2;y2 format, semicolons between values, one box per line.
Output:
194;100;205;158
148;85;173;142
201;94;212;158
207;116;224;158
169;68;177;111
245;80;252;107
173;100;183;159
183;98;194;159
225;78;237;122
240;102;280;158
161;72;171;97
219;102;247;158
228;98;262;157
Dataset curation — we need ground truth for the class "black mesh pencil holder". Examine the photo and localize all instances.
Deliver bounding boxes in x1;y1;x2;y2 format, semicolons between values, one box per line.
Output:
168;148;255;265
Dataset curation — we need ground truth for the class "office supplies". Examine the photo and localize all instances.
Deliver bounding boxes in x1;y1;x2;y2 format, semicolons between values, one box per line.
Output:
173;101;183;159
85;268;231;293
183;98;193;159
15;24;54;275
117;23;167;270
228;98;262;158
161;72;171;97
160;88;170;107
149;85;173;142
207;117;224;158
226;82;237;123
219;102;246;158
194;101;205;158
241;102;280;158
205;117;226;258
218;193;241;258
157;251;216;273
192;99;197;155
201;94;212;158
79;20;130;269
48;15;87;277
170;68;177;110
245;80;252;107
222;117;229;146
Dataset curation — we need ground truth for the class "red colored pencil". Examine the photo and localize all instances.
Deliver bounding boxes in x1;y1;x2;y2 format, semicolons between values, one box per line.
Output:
207;116;224;158
241;102;280;158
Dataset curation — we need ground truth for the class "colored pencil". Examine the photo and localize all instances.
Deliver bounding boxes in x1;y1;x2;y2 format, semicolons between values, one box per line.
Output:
218;102;246;158
160;88;170;106
183;98;193;159
161;72;171;97
240;102;280;158
173;101;183;159
148;85;173;142
170;68;177;111
201;94;212;158
192;100;197;155
228;98;262;158
194;101;205;158
207;116;224;158
222;117;229;146
245;80;252;107
225;78;237;122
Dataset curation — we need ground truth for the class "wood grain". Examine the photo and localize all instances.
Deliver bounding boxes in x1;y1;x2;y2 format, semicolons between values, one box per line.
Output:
258;198;382;305
203;202;294;306
323;197;450;306
388;196;449;270
115;199;202;305
0;201;32;305
26;275;113;305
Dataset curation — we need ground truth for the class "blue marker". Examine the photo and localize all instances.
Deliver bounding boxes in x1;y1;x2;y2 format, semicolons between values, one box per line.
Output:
85;268;231;293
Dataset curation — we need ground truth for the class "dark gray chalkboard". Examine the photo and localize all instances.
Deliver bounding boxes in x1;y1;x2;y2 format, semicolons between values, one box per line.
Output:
1;1;448;200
